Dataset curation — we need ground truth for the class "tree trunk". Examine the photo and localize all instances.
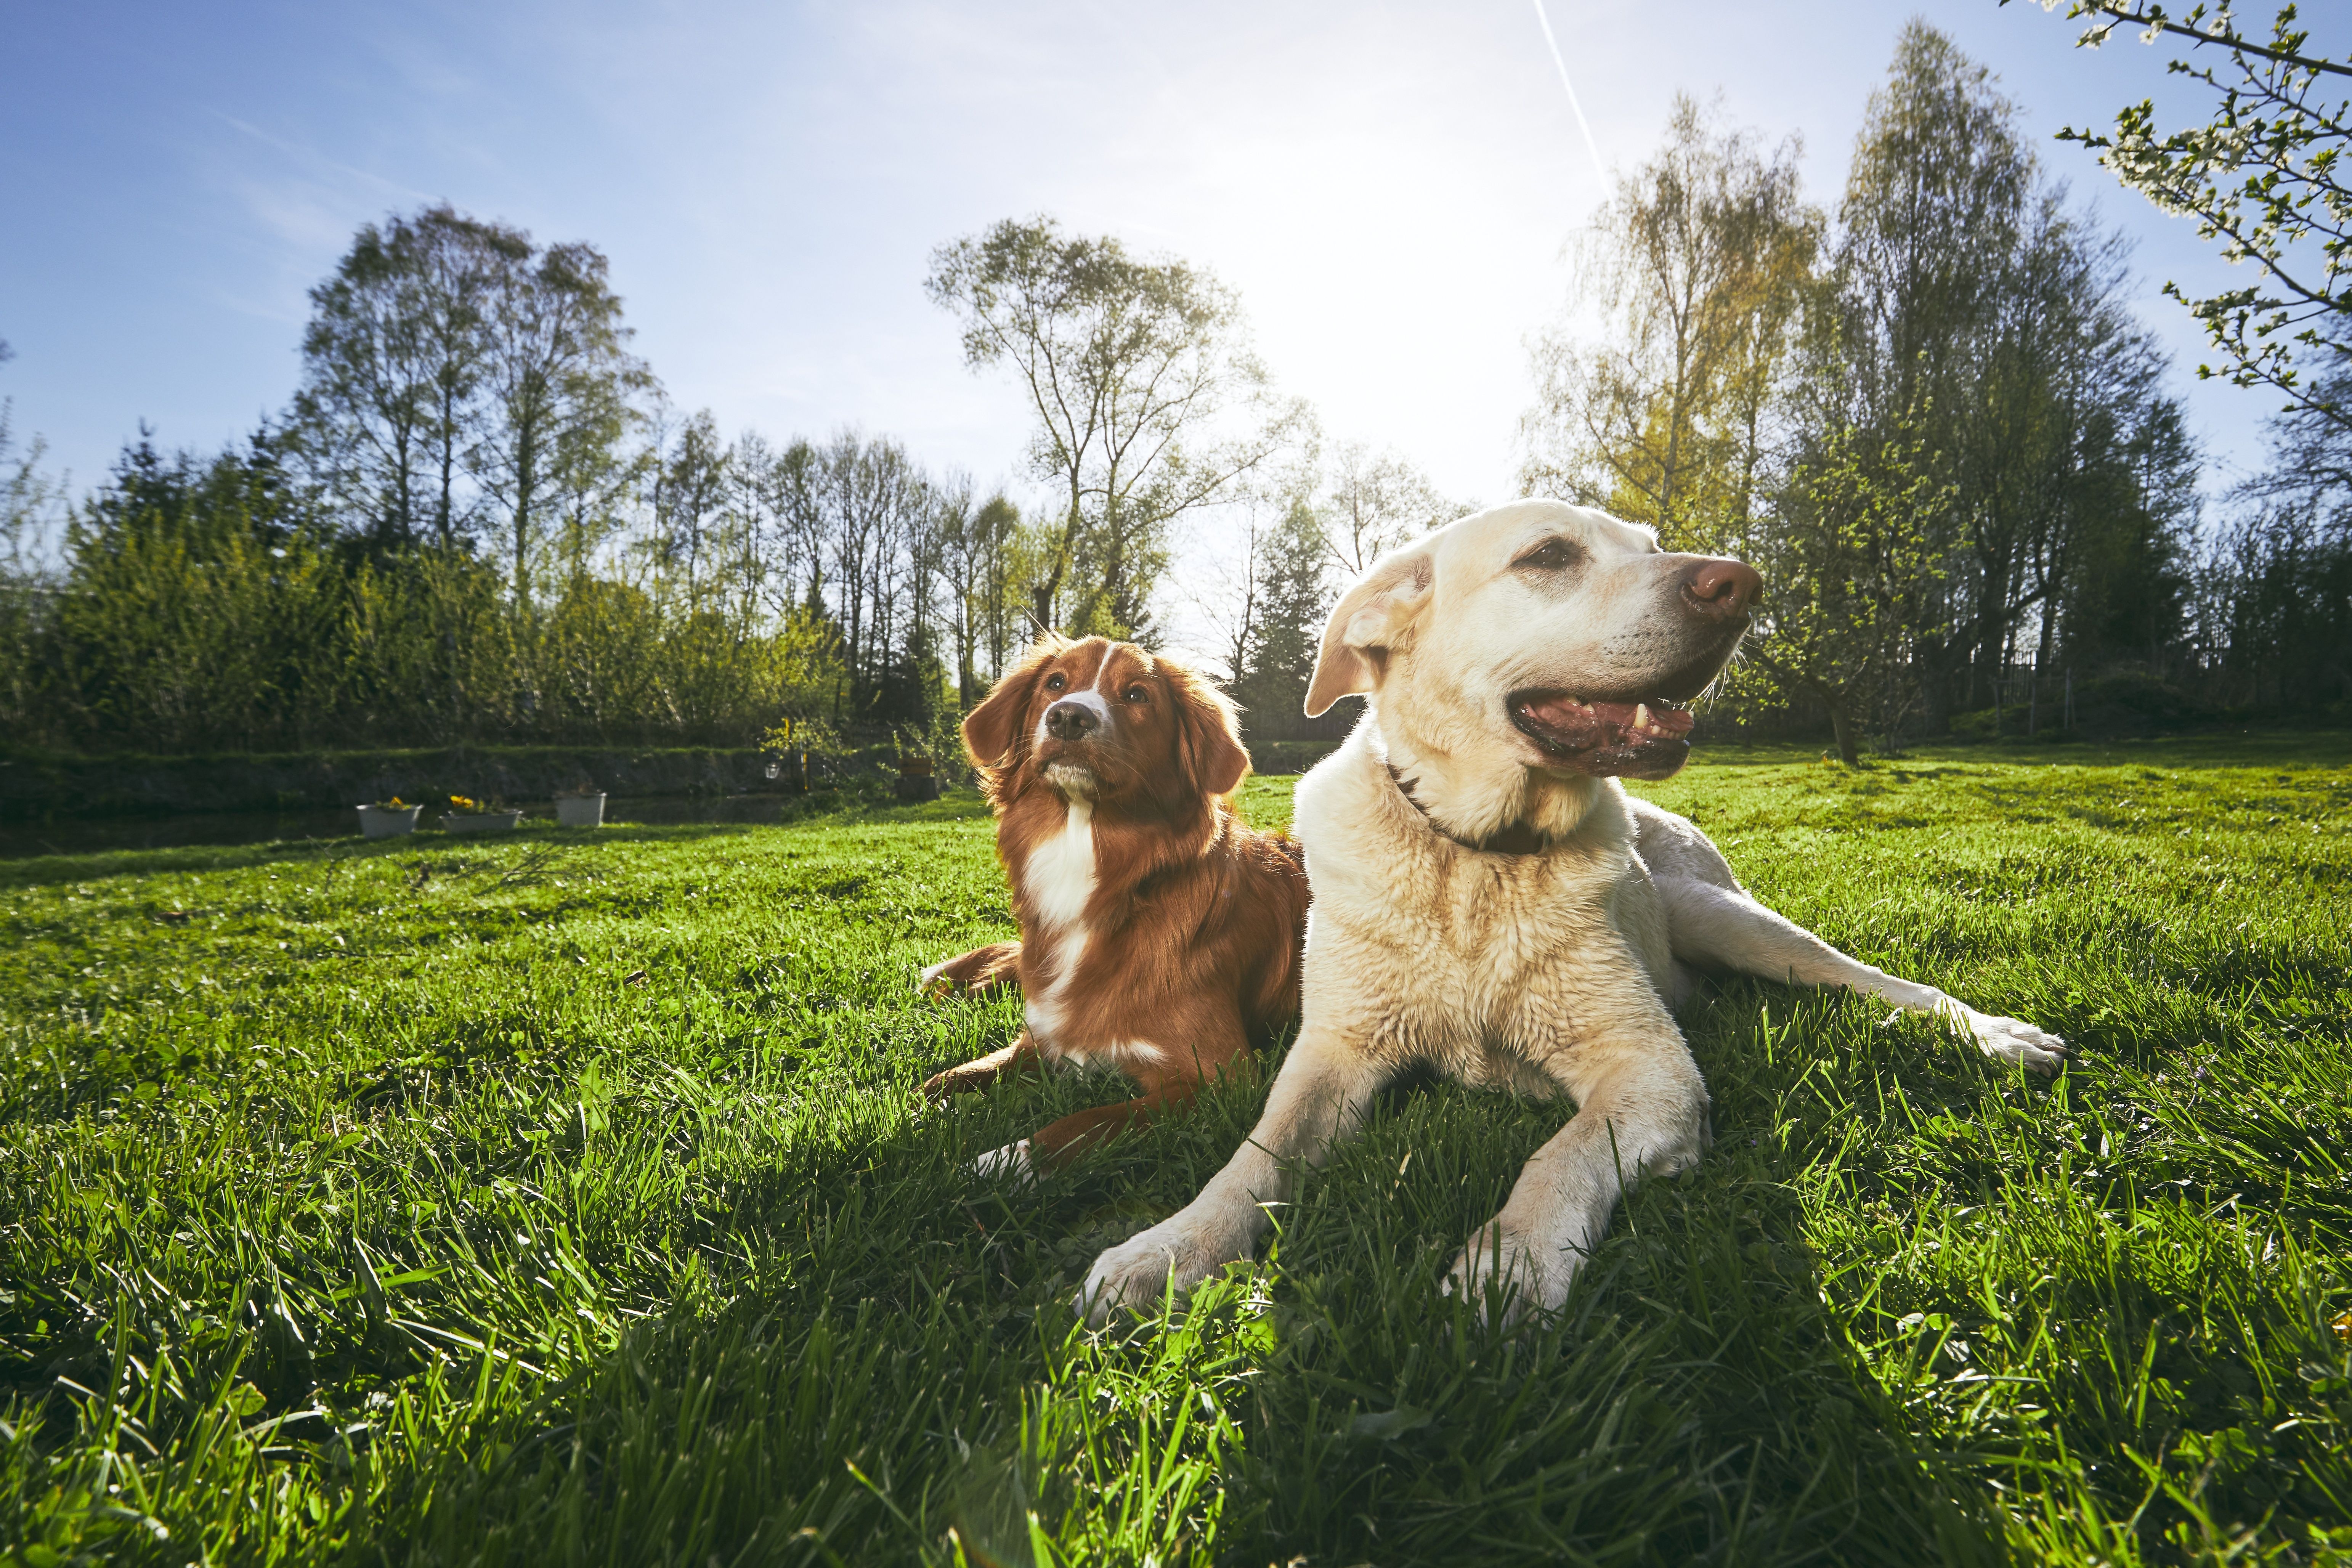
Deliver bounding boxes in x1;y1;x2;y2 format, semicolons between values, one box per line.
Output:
1824;693;1861;765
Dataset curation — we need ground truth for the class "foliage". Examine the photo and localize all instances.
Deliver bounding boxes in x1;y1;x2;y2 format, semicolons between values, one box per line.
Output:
1527;26;2228;743
0;197;1048;752
1226;497;1333;748
2189;473;2352;708
2038;1;2350;433
926;217;1307;639
290;204;653;577
930;488;1032;708
0;740;2347;1560
15;434;849;752
0;400;66;743
1317;440;1462;579
1731;418;1952;763
1522;94;1820;555
1200;445;1455;749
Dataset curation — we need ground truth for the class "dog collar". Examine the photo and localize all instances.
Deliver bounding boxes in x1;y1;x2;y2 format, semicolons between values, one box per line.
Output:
1385;763;1548;856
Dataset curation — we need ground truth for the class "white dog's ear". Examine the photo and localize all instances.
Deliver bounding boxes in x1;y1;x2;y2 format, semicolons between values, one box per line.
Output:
1304;549;1433;717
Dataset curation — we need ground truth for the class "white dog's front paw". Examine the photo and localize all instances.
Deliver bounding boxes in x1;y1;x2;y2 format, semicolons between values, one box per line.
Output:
971;1139;1034;1182
916;959;955;998
1961;1009;2068;1074
1919;996;2067;1073
1443;1222;1575;1327
1079;1215;1241;1326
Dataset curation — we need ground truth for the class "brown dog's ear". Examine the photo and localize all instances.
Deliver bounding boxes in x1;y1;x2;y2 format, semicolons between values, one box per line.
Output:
1305;547;1434;717
1166;661;1251;799
963;634;1069;772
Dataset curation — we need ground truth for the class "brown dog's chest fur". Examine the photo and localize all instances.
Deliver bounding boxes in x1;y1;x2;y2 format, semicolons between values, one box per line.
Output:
1000;785;1306;1068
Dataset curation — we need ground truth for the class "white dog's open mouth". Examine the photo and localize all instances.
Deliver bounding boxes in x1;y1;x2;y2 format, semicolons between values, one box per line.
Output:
1509;691;1697;780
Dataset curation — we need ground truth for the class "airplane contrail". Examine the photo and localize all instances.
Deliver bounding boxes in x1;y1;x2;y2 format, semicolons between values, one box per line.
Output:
1530;0;1609;189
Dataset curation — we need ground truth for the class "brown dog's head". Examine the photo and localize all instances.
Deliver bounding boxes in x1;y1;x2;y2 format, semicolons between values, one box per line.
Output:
963;635;1250;811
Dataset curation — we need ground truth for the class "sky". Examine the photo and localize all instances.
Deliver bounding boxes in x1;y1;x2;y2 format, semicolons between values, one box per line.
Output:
0;0;2286;570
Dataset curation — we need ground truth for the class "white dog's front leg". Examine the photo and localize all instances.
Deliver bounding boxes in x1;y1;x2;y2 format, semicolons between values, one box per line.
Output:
1445;1060;1710;1326
1081;1034;1383;1325
1661;879;2068;1072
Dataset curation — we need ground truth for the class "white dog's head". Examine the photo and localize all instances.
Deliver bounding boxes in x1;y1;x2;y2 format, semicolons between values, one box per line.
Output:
1307;500;1759;797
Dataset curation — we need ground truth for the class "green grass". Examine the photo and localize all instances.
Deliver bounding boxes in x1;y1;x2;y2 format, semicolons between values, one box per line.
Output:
2;736;2349;1565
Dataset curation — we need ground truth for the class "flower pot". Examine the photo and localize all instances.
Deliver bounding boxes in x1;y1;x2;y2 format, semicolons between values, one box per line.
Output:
357;804;422;839
443;810;522;835
893;774;942;802
555;793;606;828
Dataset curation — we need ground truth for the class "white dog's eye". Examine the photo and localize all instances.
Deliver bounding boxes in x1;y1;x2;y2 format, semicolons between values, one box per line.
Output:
1515;538;1584;571
1045;672;1066;692
1124;684;1148;703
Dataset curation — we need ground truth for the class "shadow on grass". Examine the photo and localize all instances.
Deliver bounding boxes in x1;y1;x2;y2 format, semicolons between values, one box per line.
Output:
379;1013;2022;1567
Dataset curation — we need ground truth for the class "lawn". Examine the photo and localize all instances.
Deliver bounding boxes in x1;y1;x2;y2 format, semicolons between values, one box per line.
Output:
3;735;2348;1566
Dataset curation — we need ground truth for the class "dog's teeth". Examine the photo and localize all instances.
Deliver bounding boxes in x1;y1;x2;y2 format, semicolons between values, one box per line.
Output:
1633;703;1652;729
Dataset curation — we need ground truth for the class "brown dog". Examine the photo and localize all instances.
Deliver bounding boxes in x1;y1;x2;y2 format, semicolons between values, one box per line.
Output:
919;635;1309;1178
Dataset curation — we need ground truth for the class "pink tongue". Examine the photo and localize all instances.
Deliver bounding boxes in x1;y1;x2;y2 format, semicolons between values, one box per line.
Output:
1525;698;1693;740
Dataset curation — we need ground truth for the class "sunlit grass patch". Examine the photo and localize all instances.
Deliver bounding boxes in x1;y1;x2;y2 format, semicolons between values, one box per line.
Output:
2;735;2347;1563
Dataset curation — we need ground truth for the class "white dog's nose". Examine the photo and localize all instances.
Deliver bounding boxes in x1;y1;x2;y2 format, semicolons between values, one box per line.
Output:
1681;557;1761;620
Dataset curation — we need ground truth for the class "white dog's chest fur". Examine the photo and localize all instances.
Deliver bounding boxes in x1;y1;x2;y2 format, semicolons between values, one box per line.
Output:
1296;727;1675;1087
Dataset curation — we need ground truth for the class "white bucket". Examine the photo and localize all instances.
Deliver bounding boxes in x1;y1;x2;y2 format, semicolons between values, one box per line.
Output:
556;793;606;828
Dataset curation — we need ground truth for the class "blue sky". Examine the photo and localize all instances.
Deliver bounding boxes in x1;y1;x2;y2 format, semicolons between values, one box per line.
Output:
0;0;2280;524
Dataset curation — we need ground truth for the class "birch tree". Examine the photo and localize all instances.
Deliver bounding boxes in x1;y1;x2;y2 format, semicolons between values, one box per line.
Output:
1520;95;1820;554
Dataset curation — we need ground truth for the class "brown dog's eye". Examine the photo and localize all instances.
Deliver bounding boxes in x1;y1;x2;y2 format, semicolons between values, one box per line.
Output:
1124;684;1147;703
1515;538;1584;571
1045;672;1066;692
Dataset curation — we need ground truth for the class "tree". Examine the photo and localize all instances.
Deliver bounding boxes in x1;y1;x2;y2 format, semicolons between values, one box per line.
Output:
1520;95;1820;554
51;432;349;751
293;205;502;550
294;204;650;589
1732;419;1951;763
931;482;1027;706
2034;2;2350;433
646;408;732;600
727;429;813;626
0;398;66;739
1817;22;2199;727
1;399;62;585
1229;497;1332;748
763;436;829;622
471;234;648;604
812;430;933;713
1943;199;2192;693
1320;441;1457;577
926;217;1303;639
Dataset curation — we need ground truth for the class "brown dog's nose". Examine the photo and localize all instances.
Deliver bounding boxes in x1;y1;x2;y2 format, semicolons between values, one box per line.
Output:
1681;557;1761;620
1044;700;1100;741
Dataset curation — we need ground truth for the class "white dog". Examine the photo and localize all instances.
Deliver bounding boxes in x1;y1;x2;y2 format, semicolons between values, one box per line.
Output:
1083;500;2065;1324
